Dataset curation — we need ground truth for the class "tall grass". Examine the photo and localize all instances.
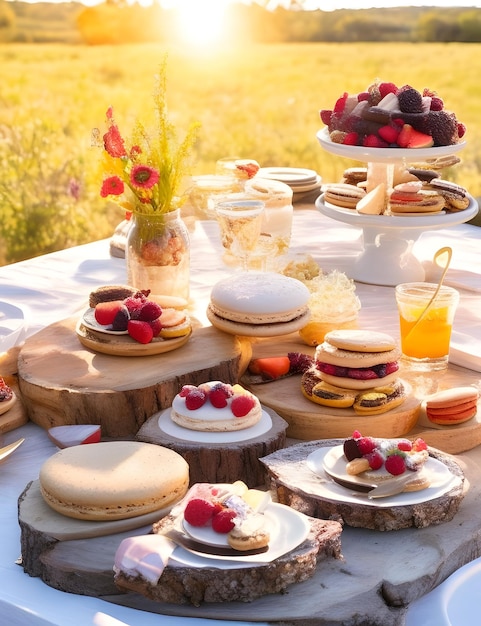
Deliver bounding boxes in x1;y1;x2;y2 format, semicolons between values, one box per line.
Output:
1;41;480;261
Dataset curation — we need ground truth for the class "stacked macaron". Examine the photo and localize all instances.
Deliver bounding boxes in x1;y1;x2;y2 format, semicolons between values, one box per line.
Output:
425;387;479;426
389;180;445;216
301;329;406;415
207;272;310;337
323;183;366;209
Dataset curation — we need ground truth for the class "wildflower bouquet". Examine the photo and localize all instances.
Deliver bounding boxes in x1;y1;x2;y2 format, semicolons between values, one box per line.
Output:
98;59;200;216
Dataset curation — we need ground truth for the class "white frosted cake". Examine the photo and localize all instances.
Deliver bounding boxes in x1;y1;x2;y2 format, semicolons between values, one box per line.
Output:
171;381;262;432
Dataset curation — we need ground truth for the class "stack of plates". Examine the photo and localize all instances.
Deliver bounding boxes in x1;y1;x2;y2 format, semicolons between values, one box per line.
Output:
257;167;322;197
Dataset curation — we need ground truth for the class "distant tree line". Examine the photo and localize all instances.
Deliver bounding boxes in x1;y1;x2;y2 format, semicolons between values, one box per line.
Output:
2;1;481;44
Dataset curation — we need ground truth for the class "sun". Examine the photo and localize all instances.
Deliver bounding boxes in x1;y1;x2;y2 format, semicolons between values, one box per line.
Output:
173;0;229;48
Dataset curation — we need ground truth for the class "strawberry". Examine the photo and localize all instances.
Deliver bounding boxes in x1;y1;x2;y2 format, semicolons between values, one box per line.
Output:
183;498;216;527
385;452;406;475
378;124;400;144
185;388;207;410
347;367;379;380
231;394;255;417
352;430;362;439
333;92;348;114
357;91;370;102
211;508;236;533
94;300;123;325
127;319;154;344
138;300;162;322
397;124;434;149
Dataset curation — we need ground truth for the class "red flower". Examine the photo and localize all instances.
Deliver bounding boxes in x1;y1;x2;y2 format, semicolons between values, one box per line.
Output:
100;176;124;197
103;125;127;158
130;165;160;189
130;145;142;158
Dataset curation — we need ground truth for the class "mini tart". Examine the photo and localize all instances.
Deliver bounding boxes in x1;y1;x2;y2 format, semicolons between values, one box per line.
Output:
0;377;16;415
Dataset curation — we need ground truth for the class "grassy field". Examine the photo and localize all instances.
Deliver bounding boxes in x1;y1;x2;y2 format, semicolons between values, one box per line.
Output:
1;41;480;259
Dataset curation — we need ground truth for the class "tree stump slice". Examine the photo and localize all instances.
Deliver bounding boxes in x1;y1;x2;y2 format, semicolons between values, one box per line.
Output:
135;406;288;488
261;439;465;531
17;316;252;437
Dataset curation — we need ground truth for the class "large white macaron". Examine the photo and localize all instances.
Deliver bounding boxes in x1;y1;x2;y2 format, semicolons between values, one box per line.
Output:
207;272;310;337
39;441;189;521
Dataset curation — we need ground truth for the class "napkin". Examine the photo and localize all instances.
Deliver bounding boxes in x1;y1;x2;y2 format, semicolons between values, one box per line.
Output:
113;534;176;585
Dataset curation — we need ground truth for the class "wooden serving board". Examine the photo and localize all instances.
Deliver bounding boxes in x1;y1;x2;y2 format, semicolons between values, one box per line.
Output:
17;316;252;438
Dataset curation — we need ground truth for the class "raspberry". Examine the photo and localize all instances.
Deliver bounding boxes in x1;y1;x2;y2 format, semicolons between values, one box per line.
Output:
458;122;466;139
94;300;123;326
179;384;197;397
183;498;216;527
430;96;444;111
363;134;389;148
287;352;314;374
138;300;162;322
378;82;398;98
357;436;377;455
385;453;406;476
342;132;359;145
412;437;428;452
352;430;362;439
357;91;370;102
149;317;162;337
185;388;207;410
209;384;232;408
385;361;400;375
231;394;255;417
124;294;147;319
397;440;412;452
366;450;383;470
320;109;332;125
127;319;154;344
211;508;236;533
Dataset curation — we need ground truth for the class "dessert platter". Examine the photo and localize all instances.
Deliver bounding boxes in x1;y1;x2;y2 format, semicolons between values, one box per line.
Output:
316;79;479;286
136;381;289;487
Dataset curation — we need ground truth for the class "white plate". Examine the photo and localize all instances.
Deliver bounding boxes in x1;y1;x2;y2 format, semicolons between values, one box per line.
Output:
170;502;310;566
317;127;466;163
0;301;25;352
257;166;319;185
81;308;129;335
306;446;460;508
405;555;481;626
157;407;273;443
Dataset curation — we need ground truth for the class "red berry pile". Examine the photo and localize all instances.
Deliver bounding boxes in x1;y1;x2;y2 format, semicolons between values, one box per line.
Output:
316;360;399;381
183;496;237;534
94;290;162;344
179;382;256;417
320;79;466;149
345;430;428;475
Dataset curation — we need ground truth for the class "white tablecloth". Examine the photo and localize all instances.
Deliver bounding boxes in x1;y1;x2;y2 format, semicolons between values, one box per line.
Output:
1;207;480;625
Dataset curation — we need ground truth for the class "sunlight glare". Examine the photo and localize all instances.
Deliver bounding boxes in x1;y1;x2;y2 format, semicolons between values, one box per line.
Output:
175;0;228;48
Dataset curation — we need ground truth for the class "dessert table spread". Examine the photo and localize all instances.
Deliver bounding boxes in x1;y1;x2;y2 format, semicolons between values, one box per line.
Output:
1;202;481;626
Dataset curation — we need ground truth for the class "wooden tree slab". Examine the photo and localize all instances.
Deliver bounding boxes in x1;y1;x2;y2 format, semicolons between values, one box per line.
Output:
136;407;288;487
0;346;28;433
17;316;252;437
261;439;466;531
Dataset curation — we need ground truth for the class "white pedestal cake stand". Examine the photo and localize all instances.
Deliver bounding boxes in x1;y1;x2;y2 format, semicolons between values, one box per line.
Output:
316;128;479;286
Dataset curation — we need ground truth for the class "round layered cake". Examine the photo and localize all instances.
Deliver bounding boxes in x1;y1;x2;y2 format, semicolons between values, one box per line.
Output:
171;381;262;432
39;441;189;521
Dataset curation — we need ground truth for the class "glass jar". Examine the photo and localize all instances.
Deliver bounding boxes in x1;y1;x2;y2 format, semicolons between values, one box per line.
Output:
126;209;190;305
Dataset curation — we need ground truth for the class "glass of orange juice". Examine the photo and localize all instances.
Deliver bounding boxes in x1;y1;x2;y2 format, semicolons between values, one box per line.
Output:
395;282;460;371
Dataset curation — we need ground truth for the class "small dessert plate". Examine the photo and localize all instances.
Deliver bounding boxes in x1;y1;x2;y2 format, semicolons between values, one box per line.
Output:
81;308;129;335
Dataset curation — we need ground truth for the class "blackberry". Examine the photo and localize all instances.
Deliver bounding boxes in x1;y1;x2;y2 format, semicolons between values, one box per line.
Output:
287;352;314;374
397;87;424;113
111;305;130;331
424;110;459;146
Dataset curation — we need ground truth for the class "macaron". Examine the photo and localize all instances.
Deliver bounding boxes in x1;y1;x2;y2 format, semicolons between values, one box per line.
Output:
207;272;310;337
425;387;479;425
323;183;366;209
426;179;470;211
390;185;445;215
39;441;189;521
